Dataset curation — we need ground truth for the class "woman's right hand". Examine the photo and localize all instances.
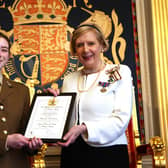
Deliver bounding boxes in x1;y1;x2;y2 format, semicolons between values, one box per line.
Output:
44;88;60;97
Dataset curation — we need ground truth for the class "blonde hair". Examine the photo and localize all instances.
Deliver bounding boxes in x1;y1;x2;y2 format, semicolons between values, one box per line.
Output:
70;23;109;55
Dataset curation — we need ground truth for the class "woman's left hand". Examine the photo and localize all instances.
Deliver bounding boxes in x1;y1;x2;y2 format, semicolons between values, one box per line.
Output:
28;137;43;150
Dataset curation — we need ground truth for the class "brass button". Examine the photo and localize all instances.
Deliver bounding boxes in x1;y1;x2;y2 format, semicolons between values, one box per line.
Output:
0;105;4;111
3;130;8;135
1;117;6;122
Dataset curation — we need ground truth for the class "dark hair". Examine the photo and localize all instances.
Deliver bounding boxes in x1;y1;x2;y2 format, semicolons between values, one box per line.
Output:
0;32;11;52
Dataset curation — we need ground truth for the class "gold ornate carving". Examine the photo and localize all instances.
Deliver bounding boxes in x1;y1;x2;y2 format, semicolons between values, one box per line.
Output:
32;143;48;168
111;9;126;64
81;9;112;38
149;136;166;168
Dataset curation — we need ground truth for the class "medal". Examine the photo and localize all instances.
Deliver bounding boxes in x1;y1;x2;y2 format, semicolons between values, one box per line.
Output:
98;81;110;92
100;87;107;92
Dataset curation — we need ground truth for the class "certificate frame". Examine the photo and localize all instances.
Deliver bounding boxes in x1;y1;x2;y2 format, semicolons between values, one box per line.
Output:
24;92;76;143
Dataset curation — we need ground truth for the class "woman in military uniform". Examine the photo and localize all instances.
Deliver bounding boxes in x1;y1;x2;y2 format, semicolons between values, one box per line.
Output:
0;32;43;168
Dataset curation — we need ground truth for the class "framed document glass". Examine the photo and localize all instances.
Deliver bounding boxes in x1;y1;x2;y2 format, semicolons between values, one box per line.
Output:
24;92;76;143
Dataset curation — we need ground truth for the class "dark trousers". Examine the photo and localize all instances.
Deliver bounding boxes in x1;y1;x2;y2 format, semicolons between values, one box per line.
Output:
61;136;129;168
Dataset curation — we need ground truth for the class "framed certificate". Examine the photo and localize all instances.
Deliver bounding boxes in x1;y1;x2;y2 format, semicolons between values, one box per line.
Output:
24;92;76;143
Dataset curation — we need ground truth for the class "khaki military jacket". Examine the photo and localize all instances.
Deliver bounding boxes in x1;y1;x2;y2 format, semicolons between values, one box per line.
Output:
0;76;31;168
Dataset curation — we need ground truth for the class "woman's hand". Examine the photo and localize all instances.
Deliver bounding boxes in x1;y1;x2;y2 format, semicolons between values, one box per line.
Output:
43;88;60;97
28;137;43;150
57;124;87;147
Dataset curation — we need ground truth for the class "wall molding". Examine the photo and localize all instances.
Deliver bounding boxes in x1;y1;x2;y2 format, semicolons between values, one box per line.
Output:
135;0;155;143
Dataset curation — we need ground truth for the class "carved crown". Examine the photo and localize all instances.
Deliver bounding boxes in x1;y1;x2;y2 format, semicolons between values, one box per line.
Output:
9;0;71;25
